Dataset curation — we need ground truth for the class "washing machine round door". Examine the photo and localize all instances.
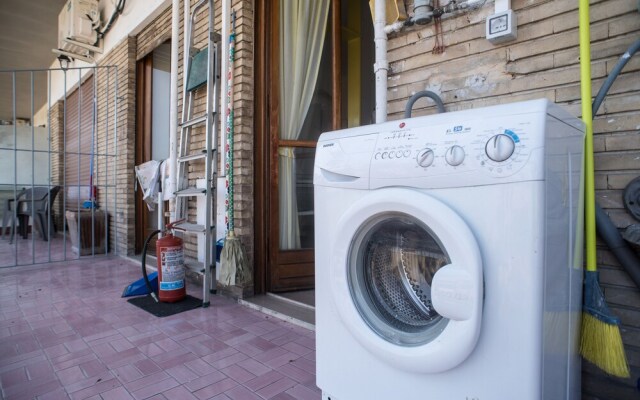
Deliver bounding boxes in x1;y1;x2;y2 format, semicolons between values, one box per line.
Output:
331;188;483;373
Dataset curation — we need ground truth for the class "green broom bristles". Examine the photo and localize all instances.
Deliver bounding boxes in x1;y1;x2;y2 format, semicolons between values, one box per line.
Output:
580;312;629;378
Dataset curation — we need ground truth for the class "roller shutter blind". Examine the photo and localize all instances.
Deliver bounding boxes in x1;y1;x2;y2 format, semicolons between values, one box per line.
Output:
64;75;94;206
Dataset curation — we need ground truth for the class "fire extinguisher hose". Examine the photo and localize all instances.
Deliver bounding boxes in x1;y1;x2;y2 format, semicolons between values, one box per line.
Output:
142;230;161;302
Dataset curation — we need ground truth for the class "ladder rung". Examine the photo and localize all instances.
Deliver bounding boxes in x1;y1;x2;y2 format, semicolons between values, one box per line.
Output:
174;222;206;234
179;152;207;162
180;115;207;128
175;187;206;197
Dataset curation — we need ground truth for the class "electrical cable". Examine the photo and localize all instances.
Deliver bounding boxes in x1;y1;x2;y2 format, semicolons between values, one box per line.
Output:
95;0;126;41
591;38;640;291
592;39;640;115
142;229;161;302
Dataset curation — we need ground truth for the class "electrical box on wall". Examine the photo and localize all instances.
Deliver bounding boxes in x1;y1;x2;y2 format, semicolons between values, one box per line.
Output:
58;0;100;56
486;9;517;44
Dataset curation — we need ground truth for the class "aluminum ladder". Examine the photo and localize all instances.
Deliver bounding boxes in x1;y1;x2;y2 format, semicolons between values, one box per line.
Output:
175;0;219;307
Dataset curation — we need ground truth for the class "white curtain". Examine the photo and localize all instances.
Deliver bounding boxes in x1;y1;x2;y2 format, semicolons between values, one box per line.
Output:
279;0;330;249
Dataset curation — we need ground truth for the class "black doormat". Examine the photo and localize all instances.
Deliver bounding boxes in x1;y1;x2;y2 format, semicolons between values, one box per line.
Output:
127;294;202;317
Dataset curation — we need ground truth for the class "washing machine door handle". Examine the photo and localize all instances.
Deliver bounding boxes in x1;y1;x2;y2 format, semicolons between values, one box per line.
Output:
431;264;479;321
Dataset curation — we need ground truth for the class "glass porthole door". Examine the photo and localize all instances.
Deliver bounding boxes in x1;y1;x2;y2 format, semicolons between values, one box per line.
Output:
330;188;483;373
349;214;450;346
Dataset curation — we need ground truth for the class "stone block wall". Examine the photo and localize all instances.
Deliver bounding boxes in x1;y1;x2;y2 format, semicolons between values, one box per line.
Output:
96;37;137;256
390;1;639;398
150;0;255;264
49;100;65;230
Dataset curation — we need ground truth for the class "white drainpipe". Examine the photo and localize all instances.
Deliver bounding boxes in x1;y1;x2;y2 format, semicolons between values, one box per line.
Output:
169;0;179;221
217;0;230;243
220;0;229;178
374;0;388;123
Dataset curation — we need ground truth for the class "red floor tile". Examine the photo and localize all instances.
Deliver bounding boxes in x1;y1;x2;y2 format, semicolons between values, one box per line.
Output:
255;376;297;399
0;256;321;400
192;377;237;400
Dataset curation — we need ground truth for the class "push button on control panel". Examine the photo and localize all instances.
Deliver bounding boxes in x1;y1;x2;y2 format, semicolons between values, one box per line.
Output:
375;149;413;160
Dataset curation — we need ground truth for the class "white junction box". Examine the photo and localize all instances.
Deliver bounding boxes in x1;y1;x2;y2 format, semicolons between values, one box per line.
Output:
486;0;517;45
58;0;100;55
486;9;517;44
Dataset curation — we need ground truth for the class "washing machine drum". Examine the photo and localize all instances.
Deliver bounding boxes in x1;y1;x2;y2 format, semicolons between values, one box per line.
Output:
349;214;450;346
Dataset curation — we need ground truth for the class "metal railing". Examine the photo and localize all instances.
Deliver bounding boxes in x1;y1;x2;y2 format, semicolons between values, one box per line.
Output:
0;66;118;267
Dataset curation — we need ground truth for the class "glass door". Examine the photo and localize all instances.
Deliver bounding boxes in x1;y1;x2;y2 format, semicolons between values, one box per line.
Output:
257;0;374;292
269;0;332;291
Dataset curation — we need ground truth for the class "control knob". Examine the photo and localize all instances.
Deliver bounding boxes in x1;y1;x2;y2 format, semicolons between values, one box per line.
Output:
445;145;465;166
416;148;435;167
485;134;515;162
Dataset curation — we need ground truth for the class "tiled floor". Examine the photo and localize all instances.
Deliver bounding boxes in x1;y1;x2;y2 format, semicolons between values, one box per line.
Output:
0;233;80;268
0;256;320;400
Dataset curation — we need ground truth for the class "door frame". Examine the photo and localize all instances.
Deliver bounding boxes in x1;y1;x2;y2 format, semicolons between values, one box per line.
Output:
134;54;153;254
254;0;343;293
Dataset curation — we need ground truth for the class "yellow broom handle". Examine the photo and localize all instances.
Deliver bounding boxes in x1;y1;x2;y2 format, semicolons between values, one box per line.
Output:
579;0;596;272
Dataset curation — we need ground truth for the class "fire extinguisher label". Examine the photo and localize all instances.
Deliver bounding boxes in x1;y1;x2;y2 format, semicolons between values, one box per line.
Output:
160;246;185;291
160;280;184;290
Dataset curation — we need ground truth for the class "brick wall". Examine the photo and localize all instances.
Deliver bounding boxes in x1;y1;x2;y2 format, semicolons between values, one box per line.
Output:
165;0;255;263
46;1;256;262
229;1;255;261
389;1;640;398
75;0;256;262
49;100;64;230
137;4;172;60
95;37;137;256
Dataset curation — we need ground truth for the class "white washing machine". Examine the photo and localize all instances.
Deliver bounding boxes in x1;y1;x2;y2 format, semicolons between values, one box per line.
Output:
314;99;584;400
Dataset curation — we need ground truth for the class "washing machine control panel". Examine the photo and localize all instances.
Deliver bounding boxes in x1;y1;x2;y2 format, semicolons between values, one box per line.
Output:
369;113;544;188
317;100;584;189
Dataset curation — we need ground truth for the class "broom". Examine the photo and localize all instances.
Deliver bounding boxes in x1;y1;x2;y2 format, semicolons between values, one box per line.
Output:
578;0;629;378
220;11;251;287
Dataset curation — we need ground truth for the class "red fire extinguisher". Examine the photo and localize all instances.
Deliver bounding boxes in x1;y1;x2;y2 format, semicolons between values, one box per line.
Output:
155;221;186;303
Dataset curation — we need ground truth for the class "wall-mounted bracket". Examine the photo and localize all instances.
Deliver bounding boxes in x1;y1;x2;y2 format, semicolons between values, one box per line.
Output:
52;48;95;65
